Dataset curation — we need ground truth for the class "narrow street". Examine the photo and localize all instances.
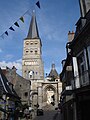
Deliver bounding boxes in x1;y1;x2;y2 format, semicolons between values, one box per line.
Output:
33;110;61;120
1;1;89;120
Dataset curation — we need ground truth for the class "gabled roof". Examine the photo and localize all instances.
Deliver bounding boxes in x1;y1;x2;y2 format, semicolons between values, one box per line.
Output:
27;11;39;39
0;68;20;100
0;68;12;94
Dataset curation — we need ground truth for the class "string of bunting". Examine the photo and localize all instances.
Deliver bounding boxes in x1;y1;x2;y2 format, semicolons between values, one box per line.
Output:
0;1;40;39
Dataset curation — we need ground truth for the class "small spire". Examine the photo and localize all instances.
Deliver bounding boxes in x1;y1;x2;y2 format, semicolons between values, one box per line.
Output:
52;64;55;70
27;10;39;39
48;63;58;78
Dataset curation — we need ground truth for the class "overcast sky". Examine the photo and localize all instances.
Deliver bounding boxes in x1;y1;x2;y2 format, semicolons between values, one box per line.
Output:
0;0;80;76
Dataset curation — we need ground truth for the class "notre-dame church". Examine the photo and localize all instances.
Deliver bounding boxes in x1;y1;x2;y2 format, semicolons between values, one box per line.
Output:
22;11;62;109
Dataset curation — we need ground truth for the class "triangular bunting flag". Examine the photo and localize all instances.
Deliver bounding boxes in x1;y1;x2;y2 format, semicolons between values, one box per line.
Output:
20;17;24;23
1;34;4;39
26;10;32;16
14;22;19;27
5;31;8;36
36;1;40;9
9;27;15;31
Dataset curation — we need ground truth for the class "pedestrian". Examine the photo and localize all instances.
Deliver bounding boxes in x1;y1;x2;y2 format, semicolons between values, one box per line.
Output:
14;107;20;120
9;109;14;120
6;112;10;120
24;108;30;120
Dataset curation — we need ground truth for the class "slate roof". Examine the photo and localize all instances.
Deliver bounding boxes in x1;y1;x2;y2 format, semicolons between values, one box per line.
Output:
49;69;58;78
48;64;58;78
27;11;39;39
0;68;20;100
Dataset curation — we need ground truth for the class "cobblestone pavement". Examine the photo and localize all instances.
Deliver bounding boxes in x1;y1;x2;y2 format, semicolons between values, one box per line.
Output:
33;110;61;120
20;110;61;120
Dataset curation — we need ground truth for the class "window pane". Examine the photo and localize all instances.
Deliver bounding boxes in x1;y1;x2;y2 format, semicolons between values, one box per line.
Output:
87;46;90;67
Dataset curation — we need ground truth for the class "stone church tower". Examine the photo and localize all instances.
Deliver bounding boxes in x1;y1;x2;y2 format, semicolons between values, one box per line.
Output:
22;11;44;81
22;11;44;107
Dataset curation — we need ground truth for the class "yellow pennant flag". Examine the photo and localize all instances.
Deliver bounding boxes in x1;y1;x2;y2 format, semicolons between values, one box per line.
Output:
20;17;24;23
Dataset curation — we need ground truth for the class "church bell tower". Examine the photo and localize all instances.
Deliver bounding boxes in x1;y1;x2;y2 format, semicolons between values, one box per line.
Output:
22;11;44;81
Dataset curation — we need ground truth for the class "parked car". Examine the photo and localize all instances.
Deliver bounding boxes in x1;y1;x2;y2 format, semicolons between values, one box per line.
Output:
37;109;44;116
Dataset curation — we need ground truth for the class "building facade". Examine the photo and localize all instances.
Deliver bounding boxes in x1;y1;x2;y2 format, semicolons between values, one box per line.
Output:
60;9;90;120
0;68;20;119
2;66;31;106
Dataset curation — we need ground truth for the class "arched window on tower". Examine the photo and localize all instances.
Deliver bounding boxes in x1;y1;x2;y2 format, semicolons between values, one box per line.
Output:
25;41;29;45
28;71;34;79
35;48;38;54
35;50;38;54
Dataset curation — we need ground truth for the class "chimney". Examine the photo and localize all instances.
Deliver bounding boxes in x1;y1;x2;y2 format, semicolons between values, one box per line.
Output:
12;66;16;70
68;31;75;42
12;66;17;73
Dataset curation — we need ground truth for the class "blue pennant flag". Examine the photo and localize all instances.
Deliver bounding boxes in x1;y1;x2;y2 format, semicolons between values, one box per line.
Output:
14;22;19;27
9;27;15;31
5;31;8;36
36;1;40;9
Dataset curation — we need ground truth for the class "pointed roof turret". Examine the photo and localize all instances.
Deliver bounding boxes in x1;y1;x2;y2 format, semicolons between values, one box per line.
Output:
48;64;58;78
27;10;39;39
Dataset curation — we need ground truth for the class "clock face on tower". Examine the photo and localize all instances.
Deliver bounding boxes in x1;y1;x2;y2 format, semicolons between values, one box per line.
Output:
24;61;38;65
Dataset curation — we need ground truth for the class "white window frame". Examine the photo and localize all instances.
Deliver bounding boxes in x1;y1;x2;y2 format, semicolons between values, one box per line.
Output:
77;49;89;86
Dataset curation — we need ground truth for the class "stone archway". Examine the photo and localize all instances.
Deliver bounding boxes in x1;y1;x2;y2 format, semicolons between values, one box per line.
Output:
42;84;57;109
